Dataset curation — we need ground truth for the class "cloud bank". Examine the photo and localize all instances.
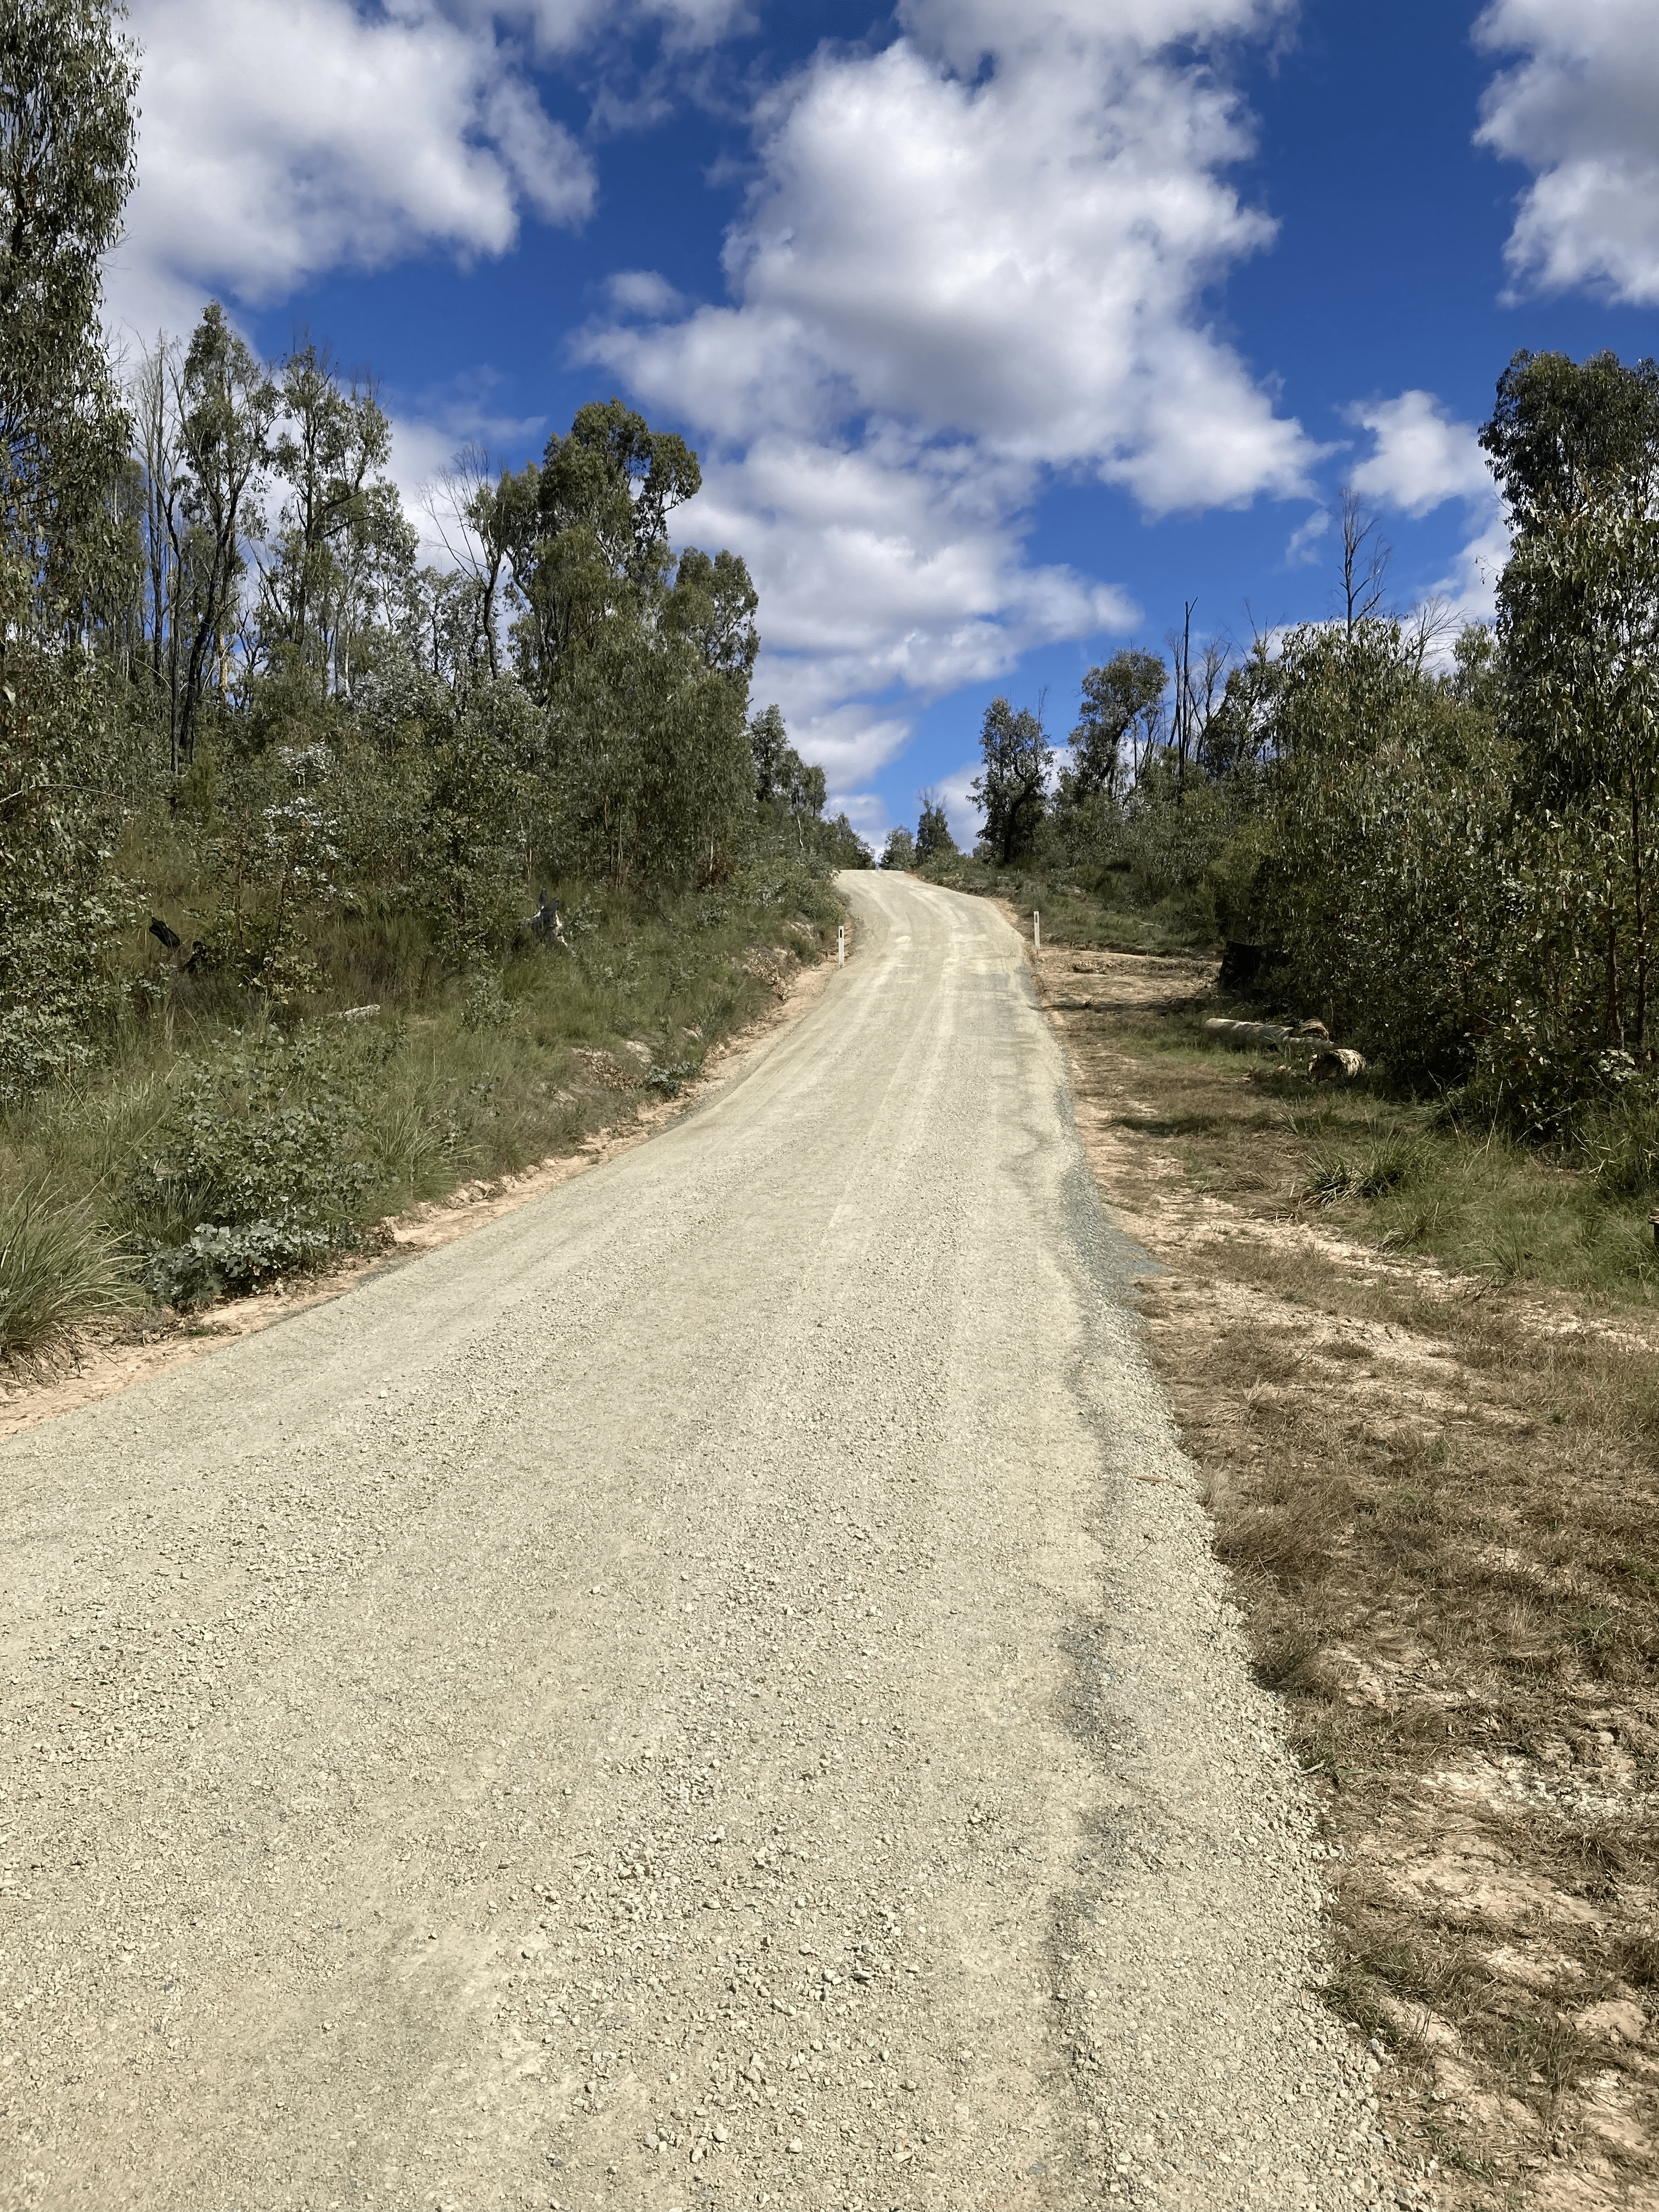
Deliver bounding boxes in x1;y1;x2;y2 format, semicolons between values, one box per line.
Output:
107;0;1320;817
108;0;751;336
1477;0;1659;303
583;0;1317;796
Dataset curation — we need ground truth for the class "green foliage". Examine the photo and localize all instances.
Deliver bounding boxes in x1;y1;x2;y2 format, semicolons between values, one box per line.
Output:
881;826;916;870
916;847;1207;955
0;15;860;1344
1246;620;1512;1086
816;812;875;869
549;606;756;890
419;676;537;951
751;701;826;814
0;1173;133;1355
1482;349;1659;533
0;3;140;1100
1490;349;1659;1071
1064;648;1166;803
0;554;133;1099
971;696;1051;866
1115;759;1239;914
915;793;956;861
461;970;515;1031
128;1027;381;1299
1;0;137;603
0;832;848;1333
495;397;704;701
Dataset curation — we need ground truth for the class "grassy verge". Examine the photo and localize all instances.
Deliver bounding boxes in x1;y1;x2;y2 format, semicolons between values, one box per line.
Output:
1037;934;1659;2207
1118;1011;1659;1304
0;855;844;1359
915;852;1215;955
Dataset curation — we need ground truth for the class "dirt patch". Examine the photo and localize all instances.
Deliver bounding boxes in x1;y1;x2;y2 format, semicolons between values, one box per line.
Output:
1035;940;1659;2211
0;941;842;1445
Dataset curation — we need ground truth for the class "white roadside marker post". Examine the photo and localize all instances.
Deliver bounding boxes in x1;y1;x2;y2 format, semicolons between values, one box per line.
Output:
838;926;845;967
1034;909;1041;953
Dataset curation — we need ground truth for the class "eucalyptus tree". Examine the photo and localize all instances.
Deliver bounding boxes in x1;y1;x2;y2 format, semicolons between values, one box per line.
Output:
0;0;136;608
0;0;140;1099
915;791;956;861
1245;619;1510;1086
749;702;825;817
171;306;277;767
971;697;1051;866
1064;650;1165;803
546;533;761;889
494;399;702;702
257;341;411;697
476;400;763;888
1197;635;1282;781
1484;349;1659;1056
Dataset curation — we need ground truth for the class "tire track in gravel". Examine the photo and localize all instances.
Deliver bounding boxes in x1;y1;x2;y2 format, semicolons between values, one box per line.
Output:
1;874;1393;2212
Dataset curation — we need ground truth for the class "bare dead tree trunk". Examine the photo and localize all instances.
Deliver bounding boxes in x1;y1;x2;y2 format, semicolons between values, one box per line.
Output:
1340;488;1391;637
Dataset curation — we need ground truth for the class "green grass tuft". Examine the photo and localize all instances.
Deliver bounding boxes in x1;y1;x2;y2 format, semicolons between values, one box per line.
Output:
0;1178;138;1359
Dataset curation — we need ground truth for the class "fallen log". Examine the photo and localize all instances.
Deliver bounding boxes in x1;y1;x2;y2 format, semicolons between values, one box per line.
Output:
1204;1017;1291;1049
1204;1017;1366;1082
1310;1047;1365;1084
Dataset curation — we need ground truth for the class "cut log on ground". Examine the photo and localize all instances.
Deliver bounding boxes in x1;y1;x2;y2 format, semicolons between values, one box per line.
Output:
1310;1047;1365;1083
1204;1017;1292;1049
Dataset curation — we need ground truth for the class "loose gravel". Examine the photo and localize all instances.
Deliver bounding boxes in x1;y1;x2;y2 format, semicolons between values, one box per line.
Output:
0;875;1415;2211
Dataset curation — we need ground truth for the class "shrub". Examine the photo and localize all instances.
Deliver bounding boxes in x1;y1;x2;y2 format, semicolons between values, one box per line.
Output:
129;1026;380;1300
461;971;515;1031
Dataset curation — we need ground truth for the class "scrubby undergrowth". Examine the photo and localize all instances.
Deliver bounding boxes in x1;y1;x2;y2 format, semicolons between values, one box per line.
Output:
0;853;842;1356
916;850;1218;957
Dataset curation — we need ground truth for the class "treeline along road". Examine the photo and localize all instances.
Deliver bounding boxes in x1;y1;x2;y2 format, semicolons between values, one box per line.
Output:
1;876;1388;2211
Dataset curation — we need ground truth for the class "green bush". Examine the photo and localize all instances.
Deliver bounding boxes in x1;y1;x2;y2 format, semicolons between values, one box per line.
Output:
128;1026;381;1300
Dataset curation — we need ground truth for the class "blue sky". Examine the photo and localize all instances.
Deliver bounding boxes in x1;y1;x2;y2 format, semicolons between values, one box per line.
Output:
106;1;1659;843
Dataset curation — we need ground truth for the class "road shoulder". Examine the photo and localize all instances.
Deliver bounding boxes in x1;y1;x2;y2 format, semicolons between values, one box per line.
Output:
1038;943;1659;2212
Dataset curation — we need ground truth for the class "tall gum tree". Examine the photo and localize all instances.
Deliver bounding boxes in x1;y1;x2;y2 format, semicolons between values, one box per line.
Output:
1485;350;1659;1055
0;0;140;1099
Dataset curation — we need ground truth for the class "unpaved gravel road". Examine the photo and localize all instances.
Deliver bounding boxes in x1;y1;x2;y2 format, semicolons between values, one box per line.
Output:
1;876;1397;2212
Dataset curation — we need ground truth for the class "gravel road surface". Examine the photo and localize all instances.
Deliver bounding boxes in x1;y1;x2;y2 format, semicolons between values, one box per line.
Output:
1;874;1396;2212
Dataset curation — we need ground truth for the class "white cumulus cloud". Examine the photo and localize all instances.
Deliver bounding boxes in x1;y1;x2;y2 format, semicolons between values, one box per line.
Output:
584;0;1316;789
1476;0;1659;303
1348;390;1506;630
1347;391;1493;518
109;0;597;337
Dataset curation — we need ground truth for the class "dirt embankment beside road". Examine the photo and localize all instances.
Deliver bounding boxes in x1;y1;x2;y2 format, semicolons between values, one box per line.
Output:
0;926;844;1447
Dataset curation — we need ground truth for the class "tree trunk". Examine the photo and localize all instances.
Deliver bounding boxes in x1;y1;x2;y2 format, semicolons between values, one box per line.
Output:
1633;781;1648;1054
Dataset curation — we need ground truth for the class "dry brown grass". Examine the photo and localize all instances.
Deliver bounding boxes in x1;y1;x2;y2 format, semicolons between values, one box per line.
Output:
1041;944;1659;2212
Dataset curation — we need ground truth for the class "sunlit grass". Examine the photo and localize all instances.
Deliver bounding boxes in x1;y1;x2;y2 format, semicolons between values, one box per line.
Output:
0;1177;138;1359
0;855;844;1348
